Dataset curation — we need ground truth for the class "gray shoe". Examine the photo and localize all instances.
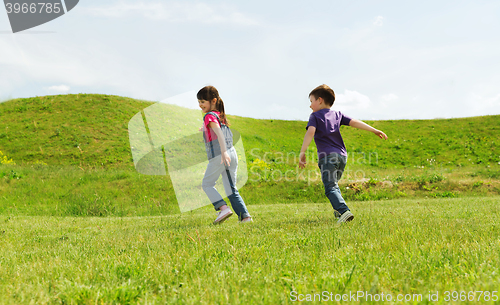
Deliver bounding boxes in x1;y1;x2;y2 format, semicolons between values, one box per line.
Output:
239;217;253;223
214;209;233;224
334;210;341;219
337;211;354;223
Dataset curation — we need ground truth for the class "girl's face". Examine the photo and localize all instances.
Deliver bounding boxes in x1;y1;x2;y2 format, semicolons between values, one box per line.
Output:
198;98;216;113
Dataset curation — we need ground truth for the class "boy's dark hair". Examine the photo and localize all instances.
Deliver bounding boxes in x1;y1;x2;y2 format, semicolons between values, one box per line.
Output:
197;86;229;125
309;84;335;106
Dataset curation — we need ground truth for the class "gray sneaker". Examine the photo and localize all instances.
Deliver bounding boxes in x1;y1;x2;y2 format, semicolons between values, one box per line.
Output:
239;217;253;223
337;211;354;224
214;208;233;224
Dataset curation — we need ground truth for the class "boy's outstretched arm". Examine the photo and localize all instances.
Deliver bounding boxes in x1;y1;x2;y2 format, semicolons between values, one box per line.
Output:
299;126;316;168
349;119;388;140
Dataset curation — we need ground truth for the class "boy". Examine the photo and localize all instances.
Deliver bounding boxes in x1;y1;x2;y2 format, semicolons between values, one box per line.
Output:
299;84;388;223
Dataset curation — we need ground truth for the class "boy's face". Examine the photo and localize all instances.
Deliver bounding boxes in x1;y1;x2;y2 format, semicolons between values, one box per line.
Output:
198;99;216;113
309;95;323;112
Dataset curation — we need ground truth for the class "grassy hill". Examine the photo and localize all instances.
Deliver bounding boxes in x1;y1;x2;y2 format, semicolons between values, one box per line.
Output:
0;94;151;167
1;94;499;168
1;94;499;216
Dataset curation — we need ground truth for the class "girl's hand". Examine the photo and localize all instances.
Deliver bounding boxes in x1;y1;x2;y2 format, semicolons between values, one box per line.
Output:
199;127;204;132
299;152;306;169
374;130;388;140
221;151;231;167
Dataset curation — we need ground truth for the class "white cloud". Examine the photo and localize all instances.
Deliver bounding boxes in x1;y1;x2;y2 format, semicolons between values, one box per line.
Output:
0;33;171;102
381;93;398;101
47;85;70;93
378;93;399;108
81;2;259;26
373;16;384;26
335;90;372;110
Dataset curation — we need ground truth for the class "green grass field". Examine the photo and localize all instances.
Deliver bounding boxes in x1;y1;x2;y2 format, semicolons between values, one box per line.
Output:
1;94;500;304
1;197;499;304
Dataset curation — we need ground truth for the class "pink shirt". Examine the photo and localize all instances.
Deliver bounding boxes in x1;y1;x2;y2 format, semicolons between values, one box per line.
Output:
203;111;221;142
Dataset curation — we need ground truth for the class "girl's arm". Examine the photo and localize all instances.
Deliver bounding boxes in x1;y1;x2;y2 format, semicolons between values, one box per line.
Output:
349;119;388;140
299;126;316;168
209;122;231;166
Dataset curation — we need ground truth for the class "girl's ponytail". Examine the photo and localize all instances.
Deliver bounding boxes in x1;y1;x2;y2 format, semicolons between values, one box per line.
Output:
215;97;229;126
197;86;229;125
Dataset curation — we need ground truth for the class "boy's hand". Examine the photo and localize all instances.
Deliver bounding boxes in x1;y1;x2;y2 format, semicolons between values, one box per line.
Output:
299;152;306;169
349;119;387;140
374;130;388;140
299;127;315;169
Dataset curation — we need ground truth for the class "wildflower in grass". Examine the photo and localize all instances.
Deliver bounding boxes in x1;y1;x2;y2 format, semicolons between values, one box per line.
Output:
250;158;270;171
33;160;48;166
0;150;15;165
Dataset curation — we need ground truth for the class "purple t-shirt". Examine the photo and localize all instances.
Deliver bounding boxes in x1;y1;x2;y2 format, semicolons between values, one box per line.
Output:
306;108;352;159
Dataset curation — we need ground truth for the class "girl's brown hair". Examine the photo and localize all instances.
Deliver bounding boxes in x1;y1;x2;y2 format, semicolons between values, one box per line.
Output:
309;84;335;106
197;86;229;125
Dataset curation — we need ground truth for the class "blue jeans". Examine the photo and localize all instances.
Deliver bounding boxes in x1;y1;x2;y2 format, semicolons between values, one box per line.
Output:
318;152;349;215
202;147;251;220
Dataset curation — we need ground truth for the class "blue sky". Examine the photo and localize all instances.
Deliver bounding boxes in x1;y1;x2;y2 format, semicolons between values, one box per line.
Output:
1;0;500;121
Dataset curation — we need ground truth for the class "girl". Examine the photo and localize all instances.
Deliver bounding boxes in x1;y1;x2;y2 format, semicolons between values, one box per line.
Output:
197;86;252;224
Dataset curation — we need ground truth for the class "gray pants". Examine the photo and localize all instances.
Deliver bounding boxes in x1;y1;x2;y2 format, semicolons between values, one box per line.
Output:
202;147;251;220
